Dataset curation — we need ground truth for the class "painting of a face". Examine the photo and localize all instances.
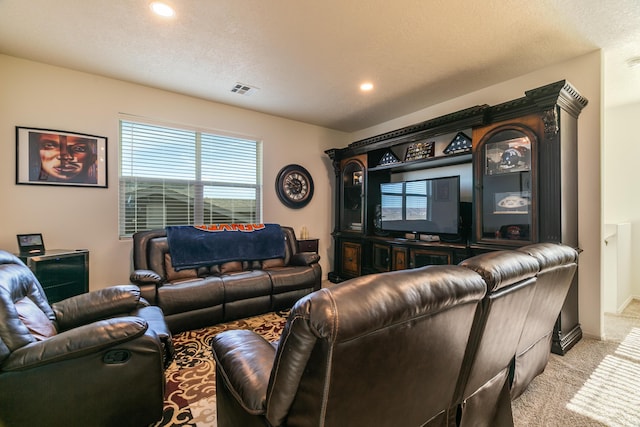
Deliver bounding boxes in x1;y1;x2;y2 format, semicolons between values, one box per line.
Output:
17;127;107;188
38;133;96;181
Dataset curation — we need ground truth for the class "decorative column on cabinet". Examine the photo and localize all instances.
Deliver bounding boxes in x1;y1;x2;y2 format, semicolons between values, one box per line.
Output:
472;80;588;354
325;151;367;282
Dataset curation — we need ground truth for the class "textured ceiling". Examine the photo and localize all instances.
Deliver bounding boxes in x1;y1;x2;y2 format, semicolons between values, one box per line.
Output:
1;0;639;132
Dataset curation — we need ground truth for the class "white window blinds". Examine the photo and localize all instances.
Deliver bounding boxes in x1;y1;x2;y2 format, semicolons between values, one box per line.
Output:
119;120;261;237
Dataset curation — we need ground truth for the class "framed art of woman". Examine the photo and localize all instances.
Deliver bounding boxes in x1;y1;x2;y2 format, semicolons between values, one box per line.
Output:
16;127;107;188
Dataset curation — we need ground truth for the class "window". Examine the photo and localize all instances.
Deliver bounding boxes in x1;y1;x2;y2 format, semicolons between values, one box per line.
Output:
405;179;429;221
119;120;261;237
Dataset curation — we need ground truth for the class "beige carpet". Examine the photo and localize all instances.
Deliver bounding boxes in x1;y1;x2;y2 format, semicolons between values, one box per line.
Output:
512;299;640;426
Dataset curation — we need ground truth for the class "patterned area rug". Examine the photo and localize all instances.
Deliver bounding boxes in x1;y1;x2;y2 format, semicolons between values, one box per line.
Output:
152;311;289;427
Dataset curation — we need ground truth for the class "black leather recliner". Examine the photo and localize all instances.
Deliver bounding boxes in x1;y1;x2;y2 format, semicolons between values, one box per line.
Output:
212;265;487;427
455;249;540;427
0;250;173;427
510;242;579;399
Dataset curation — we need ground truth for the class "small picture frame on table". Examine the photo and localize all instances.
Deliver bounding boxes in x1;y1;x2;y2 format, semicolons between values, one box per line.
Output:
17;233;45;255
16;126;108;188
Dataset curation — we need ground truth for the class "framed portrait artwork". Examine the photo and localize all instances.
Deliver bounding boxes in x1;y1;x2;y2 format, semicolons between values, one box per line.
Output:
16;127;108;188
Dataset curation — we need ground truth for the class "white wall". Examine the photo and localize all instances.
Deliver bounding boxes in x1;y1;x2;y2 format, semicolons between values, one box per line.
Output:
348;51;604;338
0;54;347;287
602;223;632;313
603;102;640;304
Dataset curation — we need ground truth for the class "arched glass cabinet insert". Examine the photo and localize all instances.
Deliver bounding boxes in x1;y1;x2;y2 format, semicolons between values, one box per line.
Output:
340;159;365;233
475;125;538;245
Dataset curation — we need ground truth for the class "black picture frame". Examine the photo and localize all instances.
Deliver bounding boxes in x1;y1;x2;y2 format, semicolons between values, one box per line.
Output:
16;126;108;188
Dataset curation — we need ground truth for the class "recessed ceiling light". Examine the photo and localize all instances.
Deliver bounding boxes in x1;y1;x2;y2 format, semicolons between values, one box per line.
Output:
360;82;374;91
150;2;175;17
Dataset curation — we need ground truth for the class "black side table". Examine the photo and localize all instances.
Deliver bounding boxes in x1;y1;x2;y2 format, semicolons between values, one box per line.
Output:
19;249;89;303
297;238;319;253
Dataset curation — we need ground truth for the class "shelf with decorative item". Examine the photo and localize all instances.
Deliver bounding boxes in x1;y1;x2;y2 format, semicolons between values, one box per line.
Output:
368;152;472;173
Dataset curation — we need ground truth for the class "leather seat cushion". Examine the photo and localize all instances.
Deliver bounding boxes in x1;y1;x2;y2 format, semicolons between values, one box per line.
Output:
267;266;318;293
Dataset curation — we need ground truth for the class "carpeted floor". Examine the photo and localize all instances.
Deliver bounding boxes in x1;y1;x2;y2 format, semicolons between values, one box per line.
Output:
154;300;640;427
512;299;640;426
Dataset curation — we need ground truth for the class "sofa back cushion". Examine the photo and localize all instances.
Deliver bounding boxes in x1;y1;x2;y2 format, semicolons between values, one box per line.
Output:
510;243;578;398
262;258;285;269
515;244;578;349
0;251;57;363
164;253;199;282
456;250;539;424
220;261;243;274
133;226;305;283
265;265;486;427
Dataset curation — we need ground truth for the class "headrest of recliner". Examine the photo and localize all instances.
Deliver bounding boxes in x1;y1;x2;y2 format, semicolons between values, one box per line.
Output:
0;252;55;362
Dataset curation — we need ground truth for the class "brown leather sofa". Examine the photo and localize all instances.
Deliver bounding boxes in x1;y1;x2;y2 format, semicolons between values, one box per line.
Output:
510;243;578;399
456;249;540;426
130;226;322;333
213;265;487;427
0;250;172;427
211;242;578;427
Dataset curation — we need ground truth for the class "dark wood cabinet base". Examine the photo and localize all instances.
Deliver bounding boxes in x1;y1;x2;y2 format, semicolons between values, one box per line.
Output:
552;322;583;355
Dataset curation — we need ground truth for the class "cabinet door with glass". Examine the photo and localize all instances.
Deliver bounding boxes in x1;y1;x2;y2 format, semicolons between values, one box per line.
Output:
340;156;366;233
473;119;539;246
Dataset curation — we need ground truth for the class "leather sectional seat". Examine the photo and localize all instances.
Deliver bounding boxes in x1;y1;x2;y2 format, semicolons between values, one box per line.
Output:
130;226;322;333
0;251;172;427
211;242;578;427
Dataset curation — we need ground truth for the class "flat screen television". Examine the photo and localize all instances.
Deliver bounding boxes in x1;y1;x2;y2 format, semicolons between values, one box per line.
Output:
380;176;460;236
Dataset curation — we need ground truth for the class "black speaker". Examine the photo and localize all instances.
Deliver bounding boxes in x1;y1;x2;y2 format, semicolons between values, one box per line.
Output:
373;204;389;236
459;202;472;242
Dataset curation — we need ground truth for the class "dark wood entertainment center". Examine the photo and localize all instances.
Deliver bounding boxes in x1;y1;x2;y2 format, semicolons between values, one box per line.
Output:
325;80;588;355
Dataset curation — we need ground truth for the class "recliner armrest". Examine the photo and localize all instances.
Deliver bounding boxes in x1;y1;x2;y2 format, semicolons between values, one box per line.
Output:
2;317;149;371
130;269;163;285
52;285;143;330
290;252;320;266
212;329;276;414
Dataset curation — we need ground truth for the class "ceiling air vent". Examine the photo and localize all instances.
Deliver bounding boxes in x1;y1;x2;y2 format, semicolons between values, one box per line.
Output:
231;83;259;96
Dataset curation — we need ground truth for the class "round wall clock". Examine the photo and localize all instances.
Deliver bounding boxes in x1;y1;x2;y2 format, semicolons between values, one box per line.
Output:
275;164;314;209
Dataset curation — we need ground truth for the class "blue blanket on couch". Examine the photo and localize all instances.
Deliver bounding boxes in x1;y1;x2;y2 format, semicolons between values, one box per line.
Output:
166;224;285;270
